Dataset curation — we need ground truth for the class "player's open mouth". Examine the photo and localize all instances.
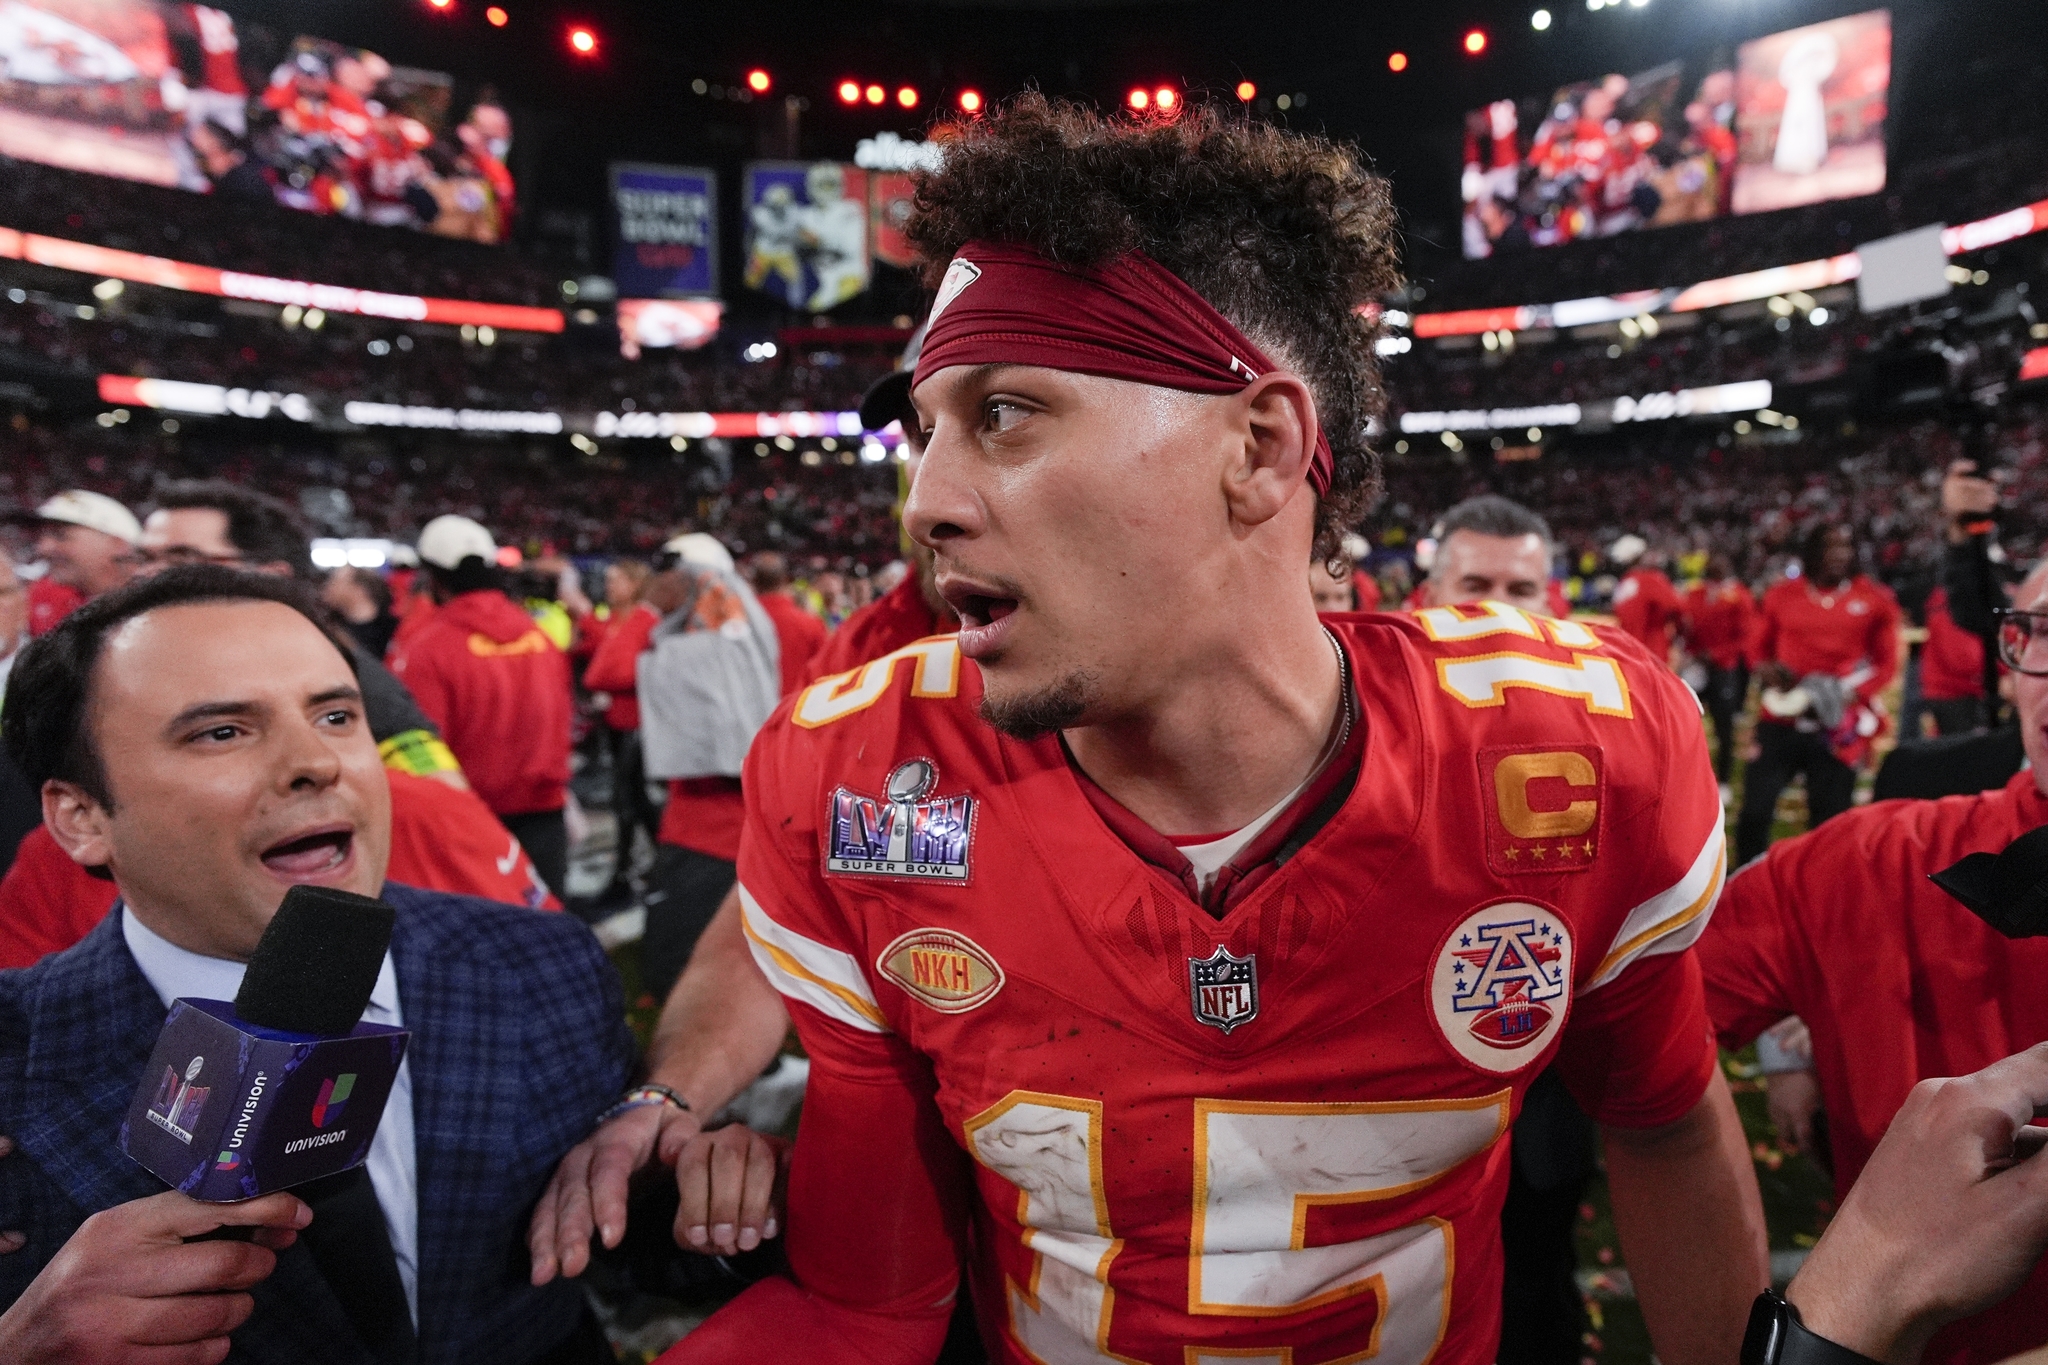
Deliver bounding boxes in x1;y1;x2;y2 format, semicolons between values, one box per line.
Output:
940;579;1021;660
260;826;355;880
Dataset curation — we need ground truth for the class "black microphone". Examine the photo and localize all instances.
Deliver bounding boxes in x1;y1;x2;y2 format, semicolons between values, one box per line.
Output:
121;885;411;1201
1929;825;2048;939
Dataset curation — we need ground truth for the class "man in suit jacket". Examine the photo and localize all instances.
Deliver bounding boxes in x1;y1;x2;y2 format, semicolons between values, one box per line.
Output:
0;566;631;1364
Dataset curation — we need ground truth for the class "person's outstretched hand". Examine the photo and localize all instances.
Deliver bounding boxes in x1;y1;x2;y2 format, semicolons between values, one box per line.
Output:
527;1100;704;1285
1787;1041;2048;1364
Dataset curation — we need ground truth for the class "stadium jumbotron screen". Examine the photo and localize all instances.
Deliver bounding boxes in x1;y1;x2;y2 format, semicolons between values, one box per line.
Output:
0;1;515;244
1461;8;1889;259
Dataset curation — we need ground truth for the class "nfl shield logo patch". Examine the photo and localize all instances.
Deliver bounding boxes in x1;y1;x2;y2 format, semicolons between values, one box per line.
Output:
825;758;974;882
1188;945;1259;1034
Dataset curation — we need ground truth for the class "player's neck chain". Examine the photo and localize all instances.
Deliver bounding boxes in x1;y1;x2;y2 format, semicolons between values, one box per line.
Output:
1805;580;1845;610
1321;626;1356;766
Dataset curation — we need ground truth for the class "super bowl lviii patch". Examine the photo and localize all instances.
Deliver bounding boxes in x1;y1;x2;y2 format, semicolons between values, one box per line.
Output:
1429;902;1574;1073
826;758;974;882
877;929;1004;1013
1480;745;1604;876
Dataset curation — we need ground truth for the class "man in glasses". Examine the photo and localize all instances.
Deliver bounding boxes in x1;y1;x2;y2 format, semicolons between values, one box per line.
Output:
1700;558;2048;1364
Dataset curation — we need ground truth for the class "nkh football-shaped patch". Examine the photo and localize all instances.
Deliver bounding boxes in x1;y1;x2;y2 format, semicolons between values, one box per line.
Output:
1429;902;1574;1073
877;928;1005;1014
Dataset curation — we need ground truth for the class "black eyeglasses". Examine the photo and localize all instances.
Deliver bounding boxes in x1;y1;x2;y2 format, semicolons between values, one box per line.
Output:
1995;608;2048;677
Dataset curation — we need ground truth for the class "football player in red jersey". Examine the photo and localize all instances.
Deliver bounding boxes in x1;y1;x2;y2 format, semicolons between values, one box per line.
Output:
658;97;1765;1365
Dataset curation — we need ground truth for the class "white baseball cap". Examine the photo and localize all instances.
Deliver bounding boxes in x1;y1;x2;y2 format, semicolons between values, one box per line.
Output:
33;490;142;545
1609;534;1648;567
416;515;496;570
662;532;734;574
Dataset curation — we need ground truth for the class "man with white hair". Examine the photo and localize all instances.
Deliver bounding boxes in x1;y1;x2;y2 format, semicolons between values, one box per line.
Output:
389;516;573;897
581;532;781;996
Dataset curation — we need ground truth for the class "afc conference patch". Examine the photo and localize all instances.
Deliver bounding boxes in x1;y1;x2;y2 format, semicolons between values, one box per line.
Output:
1429;901;1574;1073
825;757;974;883
1480;745;1604;877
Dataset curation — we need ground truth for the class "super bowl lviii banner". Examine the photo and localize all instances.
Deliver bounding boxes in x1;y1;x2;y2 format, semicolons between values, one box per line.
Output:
611;163;718;297
743;161;869;311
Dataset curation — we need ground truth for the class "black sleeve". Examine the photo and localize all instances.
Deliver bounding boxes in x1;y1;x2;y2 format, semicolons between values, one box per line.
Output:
0;751;39;878
350;645;438;744
1943;537;2002;638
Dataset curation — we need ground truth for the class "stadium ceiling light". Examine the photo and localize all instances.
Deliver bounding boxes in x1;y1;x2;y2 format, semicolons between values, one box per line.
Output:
747;69;773;94
1532;9;1552;29
1128;88;1150;111
897;86;918;108
92;278;124;301
427;0;452;9
303;308;325;329
838;80;860;104
958;89;984;113
1155;87;1178;111
865;83;885;105
567;26;596;54
1236;81;1256;101
485;6;507;24
1387;51;1409;72
1463;29;1488;55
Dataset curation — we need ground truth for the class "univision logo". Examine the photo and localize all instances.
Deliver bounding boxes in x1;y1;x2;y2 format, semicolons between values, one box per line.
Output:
311;1074;356;1129
214;1149;241;1171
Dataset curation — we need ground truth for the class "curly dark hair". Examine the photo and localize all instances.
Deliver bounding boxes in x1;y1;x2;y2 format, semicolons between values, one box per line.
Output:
905;94;1401;562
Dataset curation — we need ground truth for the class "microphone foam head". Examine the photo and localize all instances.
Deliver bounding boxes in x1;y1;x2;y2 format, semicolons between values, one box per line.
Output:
233;885;395;1036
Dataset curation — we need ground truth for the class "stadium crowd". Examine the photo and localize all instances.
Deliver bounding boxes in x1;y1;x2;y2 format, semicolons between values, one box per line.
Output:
5;59;2048;1365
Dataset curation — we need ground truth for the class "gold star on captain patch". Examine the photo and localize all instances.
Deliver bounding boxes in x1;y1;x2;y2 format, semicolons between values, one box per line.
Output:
1582;840;1595;857
1504;845;1521;861
1554;843;1574;859
1530;844;1547;860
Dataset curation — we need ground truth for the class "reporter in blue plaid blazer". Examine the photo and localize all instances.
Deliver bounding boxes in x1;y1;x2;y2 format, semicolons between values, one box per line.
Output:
0;568;632;1364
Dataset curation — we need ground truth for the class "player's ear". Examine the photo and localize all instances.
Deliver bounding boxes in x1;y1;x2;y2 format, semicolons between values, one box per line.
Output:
1223;372;1318;530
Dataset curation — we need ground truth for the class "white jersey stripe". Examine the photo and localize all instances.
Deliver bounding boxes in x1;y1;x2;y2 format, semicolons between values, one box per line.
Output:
1586;818;1727;990
738;884;890;1033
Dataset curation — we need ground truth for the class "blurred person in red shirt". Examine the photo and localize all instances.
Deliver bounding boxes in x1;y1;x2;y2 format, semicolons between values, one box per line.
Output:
1609;534;1685;664
389;515;573;899
9;492;143;633
1699;558;2048;1365
1309;537;1381;613
577;559;657;907
1918;585;1988;737
746;552;827;696
1736;524;1902;866
1682;551;1758;789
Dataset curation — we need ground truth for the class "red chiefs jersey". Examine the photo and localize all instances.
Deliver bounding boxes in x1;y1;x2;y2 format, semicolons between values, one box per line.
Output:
26;578;82;637
1610;567;1683;661
1699;769;2048;1365
1682;579;1757;672
811;571;945;680
672;601;1727;1365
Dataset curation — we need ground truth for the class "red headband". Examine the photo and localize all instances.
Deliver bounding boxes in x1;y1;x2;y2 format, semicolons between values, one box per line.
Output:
911;240;1335;497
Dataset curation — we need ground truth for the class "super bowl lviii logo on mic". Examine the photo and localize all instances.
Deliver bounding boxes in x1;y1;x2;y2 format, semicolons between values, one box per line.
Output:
146;1056;211;1145
825;758;974;882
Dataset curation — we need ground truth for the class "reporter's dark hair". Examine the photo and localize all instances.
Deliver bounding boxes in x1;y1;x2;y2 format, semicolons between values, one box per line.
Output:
905;93;1400;563
1;566;360;810
154;479;314;578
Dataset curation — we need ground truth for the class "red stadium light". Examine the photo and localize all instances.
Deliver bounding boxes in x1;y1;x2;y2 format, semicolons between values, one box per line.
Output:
1463;29;1488;55
566;25;596;54
485;5;507;23
864;83;885;105
1127;88;1150;110
838;79;861;104
746;68;772;94
1155;87;1177;111
897;85;918;109
958;88;983;113
1235;80;1256;101
1387;51;1409;72
426;0;452;10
